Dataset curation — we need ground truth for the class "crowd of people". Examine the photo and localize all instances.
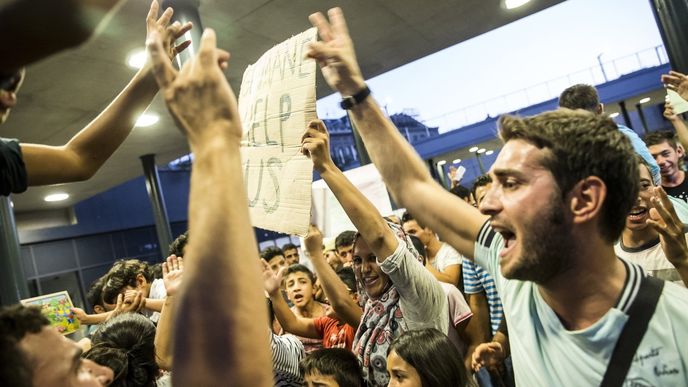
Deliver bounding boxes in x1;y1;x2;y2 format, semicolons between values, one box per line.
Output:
1;2;688;386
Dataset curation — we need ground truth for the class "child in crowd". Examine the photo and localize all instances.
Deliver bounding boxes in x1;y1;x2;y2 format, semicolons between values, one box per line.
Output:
300;348;365;387
281;264;330;353
101;259;166;323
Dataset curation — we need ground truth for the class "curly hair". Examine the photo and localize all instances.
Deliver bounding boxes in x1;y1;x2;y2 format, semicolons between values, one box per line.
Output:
101;259;154;304
498;109;638;242
558;84;600;113
168;231;188;257
260;246;284;263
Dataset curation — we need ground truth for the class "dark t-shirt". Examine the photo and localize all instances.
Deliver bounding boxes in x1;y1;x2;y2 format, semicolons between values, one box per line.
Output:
0;138;27;195
664;174;688;202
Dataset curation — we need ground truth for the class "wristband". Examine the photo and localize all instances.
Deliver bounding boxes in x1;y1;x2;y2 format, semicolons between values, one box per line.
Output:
340;85;371;110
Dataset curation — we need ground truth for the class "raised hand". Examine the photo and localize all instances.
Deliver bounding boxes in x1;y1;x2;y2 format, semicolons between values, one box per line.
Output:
306;7;366;96
471;341;506;373
145;0;192;63
301;120;334;173
261;258;286;297
304;224;324;256
111;290;144;319
647;186;688;268
662;71;688;101
70;307;88;324
664;100;679;122
147;27;235;148
162;254;184;297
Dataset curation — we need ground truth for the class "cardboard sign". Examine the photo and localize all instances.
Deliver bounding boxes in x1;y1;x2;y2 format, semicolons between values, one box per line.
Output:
667;90;688;115
312;163;394;238
238;28;318;236
21;291;80;335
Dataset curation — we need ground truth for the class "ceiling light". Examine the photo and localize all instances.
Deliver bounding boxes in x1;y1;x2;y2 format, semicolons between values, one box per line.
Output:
469;146;479;152
437;160;447;166
452;159;461;164
639;97;651;104
504;0;531;10
609;112;620;118
127;49;147;69
45;193;69;202
485;150;494;156
477;148;486;154
136;113;159;127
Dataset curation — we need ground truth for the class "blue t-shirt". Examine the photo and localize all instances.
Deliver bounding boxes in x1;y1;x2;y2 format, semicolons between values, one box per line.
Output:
462;258;503;335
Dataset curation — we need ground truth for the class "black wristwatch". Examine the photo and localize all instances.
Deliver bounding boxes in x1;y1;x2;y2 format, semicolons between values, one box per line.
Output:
340;85;371;110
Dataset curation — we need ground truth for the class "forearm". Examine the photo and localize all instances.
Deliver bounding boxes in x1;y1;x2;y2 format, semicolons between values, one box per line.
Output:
24;65;159;185
671;118;688;151
319;162;396;259
269;292;318;339
348;98;486;257
154;296;175;371
174;137;271;386
81;311;111;325
425;264;460;285
144;297;165;312
463;295;491;367
308;250;362;328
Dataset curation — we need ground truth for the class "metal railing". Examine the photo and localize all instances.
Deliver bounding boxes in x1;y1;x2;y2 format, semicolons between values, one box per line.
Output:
423;45;669;133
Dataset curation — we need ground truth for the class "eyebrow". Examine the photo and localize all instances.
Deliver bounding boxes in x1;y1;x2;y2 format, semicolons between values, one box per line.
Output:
491;168;528;180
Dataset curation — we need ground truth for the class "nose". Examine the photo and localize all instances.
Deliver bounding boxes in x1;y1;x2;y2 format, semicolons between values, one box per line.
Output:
478;184;501;216
83;359;114;385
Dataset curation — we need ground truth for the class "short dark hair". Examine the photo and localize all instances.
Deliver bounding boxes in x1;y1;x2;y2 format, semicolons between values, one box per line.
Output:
449;185;471;201
284;264;315;285
84;313;158;387
498;109;638;242
408;235;427;265
0;305;50;387
389;329;469;387
336;267;357;293
282;243;298;252
471;174;492;200
300;348;364;387
101;259;154;304
643;130;679;150
558;84;600;113
86;276;106;311
168;231;188;257
334;231;356;250
260;246;284;263
401;211;426;229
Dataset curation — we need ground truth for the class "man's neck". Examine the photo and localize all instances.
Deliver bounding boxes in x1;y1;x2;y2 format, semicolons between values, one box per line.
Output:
621;227;659;249
426;237;442;258
538;242;626;331
296;299;322;318
662;170;685;188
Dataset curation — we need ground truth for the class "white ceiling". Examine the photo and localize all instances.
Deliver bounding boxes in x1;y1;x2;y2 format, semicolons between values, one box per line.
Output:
2;0;563;213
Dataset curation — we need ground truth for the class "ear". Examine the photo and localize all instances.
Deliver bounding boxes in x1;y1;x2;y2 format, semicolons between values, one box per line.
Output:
136;273;148;288
677;144;685;158
597;103;604;115
93;305;105;314
568;176;606;226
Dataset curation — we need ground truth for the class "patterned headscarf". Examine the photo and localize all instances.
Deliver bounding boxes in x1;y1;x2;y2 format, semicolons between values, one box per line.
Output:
352;222;422;386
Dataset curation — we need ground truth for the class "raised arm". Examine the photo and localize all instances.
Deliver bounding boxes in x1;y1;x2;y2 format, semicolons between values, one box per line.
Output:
147;25;270;387
303;224;361;328
261;260;320;339
663;71;688;102
0;0;123;72
154;255;183;371
664;101;688;151
21;0;192;186
301;119;397;260
306;9;487;258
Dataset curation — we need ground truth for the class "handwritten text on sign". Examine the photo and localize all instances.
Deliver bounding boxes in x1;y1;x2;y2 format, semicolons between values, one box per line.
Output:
238;28;317;236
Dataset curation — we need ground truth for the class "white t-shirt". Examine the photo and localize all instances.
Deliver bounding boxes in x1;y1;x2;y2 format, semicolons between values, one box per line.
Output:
144;278;167;323
474;222;688;386
431;242;462;272
615;236;686;287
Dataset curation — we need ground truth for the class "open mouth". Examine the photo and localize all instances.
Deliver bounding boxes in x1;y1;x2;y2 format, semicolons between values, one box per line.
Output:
627;207;648;222
363;276;379;288
497;229;517;259
293;294;304;303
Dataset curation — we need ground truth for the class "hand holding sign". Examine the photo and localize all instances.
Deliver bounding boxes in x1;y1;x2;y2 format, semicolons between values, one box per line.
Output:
662;71;688;114
301;120;334;173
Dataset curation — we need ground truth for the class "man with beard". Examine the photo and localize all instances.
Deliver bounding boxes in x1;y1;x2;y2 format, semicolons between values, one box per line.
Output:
306;7;688;385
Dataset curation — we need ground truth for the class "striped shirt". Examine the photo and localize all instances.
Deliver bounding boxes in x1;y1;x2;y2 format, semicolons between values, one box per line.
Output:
271;332;304;385
462;258;504;335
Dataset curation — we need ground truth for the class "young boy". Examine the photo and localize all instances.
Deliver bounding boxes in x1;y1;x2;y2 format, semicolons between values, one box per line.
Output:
101;259;166;323
300;348;365;387
281;264;330;353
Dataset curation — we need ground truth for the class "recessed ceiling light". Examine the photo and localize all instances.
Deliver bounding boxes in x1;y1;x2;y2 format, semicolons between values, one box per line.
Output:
437;160;447;166
485;150;494;156
504;0;531;10
452;159;461;164
609;112;620;118
45;193;69;202
136;113;159;127
469;146;479;152
477;148;486;154
127;49;147;69
639;97;651;104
